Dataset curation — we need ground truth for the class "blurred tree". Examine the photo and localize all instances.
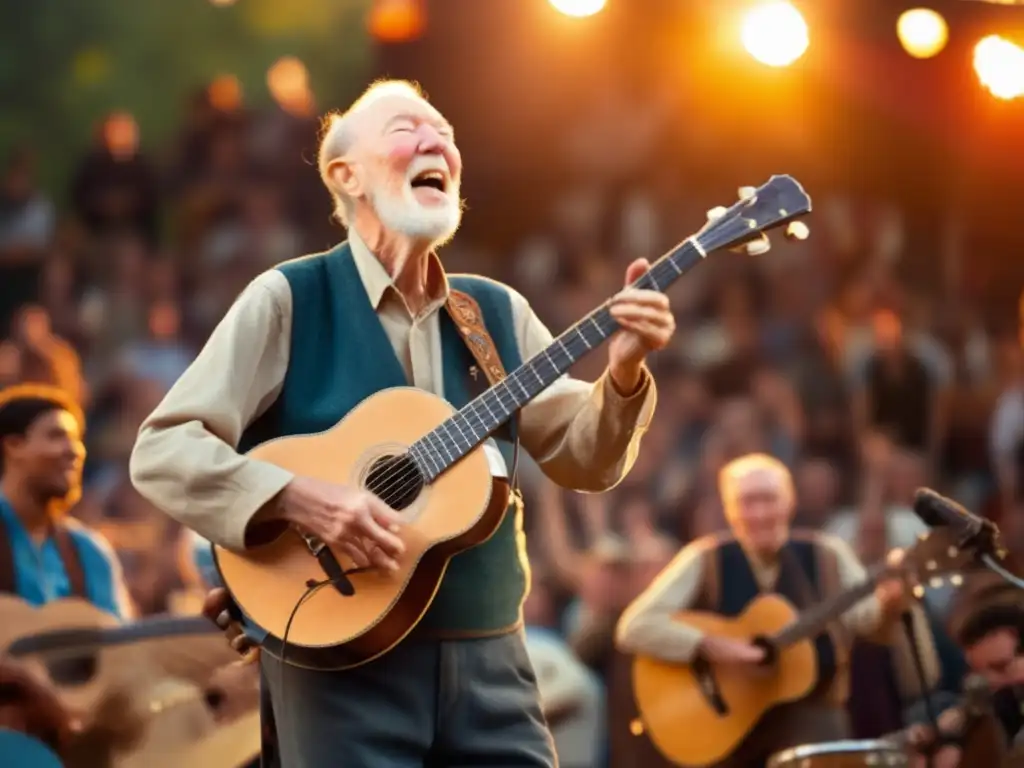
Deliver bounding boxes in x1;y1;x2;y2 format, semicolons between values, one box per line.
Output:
0;0;372;198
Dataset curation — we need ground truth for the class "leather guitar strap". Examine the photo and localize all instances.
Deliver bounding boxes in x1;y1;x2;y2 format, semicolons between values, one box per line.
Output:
52;523;87;598
445;289;510;386
0;518;15;594
444;288;521;488
0;518;86;598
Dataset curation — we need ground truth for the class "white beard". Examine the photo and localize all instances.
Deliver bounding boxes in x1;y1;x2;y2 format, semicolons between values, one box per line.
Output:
370;182;462;248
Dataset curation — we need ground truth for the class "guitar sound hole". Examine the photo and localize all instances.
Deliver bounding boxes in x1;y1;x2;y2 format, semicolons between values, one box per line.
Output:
365;453;424;511
47;655;97;687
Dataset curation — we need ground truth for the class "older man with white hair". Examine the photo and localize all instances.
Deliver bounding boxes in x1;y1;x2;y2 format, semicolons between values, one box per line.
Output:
616;453;937;767
128;79;692;767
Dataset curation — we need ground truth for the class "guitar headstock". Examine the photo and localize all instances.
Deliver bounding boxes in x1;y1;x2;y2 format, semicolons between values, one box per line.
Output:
695;175;812;255
897;526;984;592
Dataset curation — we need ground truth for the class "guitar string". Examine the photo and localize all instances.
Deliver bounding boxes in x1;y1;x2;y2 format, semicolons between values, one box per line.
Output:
320;204;787;553
349;248;699;507
350;209;772;505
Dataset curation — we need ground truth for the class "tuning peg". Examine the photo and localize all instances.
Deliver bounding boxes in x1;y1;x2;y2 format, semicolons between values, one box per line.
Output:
738;186;757;202
706;206;728;222
746;237;771;256
785;221;810;241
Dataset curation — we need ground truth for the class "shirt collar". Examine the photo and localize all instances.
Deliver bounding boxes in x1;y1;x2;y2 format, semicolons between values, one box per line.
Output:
348;228;450;313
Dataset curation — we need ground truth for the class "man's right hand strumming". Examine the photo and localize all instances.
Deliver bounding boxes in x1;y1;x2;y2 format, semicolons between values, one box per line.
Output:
261;477;406;572
698;636;766;664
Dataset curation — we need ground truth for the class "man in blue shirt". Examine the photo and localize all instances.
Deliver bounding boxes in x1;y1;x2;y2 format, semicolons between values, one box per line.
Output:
0;384;131;755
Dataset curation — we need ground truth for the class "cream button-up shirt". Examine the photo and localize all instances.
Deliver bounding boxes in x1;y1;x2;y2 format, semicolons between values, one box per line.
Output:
129;231;657;551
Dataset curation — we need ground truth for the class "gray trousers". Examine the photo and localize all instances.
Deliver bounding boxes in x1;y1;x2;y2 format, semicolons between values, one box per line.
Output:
261;631;558;768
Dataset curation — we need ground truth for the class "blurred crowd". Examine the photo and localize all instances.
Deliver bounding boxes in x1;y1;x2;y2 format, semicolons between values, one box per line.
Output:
1;77;1022;766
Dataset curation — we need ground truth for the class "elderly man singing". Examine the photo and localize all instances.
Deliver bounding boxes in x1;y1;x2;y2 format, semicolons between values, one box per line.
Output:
128;79;688;767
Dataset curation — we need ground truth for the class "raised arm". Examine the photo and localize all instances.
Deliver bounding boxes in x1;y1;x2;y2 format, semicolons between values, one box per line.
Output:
507;288;657;492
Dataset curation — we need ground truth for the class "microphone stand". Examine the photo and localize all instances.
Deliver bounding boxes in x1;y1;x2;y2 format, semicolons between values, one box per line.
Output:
904;487;1024;766
980;553;1024;591
900;603;939;768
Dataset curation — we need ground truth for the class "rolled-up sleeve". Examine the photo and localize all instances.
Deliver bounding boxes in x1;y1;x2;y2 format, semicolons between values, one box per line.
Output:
129;271;295;551
509;289;656;492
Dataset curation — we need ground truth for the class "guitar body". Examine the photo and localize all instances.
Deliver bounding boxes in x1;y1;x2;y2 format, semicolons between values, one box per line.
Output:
0;728;64;767
109;679;255;768
214;387;510;670
145;711;261;768
632;594;818;767
0;595;130;715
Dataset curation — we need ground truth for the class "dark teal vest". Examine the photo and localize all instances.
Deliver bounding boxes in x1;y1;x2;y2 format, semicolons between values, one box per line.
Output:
713;538;838;694
241;243;527;633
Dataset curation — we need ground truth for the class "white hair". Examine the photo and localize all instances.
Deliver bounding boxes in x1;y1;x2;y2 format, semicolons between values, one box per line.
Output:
317;79;426;226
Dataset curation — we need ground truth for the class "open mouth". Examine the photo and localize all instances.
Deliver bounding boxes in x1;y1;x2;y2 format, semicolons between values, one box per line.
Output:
410;170;447;194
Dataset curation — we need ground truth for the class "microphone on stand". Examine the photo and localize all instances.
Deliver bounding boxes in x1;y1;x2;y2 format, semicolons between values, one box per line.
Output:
912;488;1024;590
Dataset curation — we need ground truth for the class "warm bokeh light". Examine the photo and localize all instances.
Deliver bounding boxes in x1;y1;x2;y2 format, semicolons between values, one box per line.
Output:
973;35;1024;100
208;74;242;113
368;0;426;42
209;0;237;6
102;111;139;161
267;56;314;117
548;0;607;17
741;2;809;67
896;8;949;59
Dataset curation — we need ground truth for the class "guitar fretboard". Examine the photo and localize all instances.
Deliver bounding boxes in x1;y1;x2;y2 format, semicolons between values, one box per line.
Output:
771;561;890;649
406;236;707;481
8;615;217;657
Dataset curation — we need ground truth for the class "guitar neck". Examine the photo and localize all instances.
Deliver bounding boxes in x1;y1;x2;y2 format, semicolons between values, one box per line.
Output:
7;615;217;657
409;236;708;481
771;562;890;649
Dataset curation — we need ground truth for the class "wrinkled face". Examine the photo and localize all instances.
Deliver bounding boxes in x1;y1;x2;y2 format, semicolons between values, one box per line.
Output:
965;628;1021;689
724;466;793;557
340;93;463;246
6;409;84;500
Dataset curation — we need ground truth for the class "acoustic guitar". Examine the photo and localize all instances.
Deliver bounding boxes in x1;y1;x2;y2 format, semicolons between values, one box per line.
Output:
631;525;993;767
150;710;261;768
212;175;813;671
0;595;217;716
112;686;260;768
0;689;259;768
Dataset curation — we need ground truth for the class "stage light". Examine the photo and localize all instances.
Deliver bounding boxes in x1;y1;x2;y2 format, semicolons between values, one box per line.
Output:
974;35;1024;99
897;8;949;59
548;0;606;18
741;2;809;67
368;0;426;43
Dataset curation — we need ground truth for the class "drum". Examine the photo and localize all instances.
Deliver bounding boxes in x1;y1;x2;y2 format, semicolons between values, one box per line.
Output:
768;739;908;767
